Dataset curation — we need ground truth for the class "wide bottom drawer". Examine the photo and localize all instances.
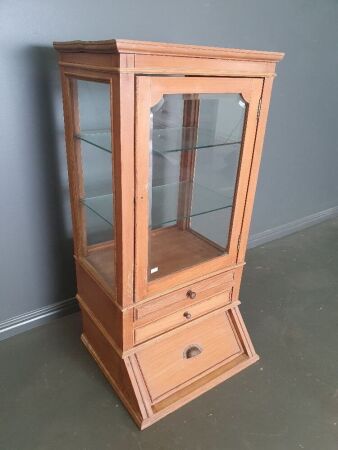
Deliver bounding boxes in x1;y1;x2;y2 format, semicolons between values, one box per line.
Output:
135;310;243;402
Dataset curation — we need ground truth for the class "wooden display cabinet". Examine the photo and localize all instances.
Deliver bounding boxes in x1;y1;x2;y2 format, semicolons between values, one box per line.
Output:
54;39;284;429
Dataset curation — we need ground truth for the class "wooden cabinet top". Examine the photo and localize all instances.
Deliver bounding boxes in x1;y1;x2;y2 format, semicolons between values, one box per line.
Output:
53;39;284;63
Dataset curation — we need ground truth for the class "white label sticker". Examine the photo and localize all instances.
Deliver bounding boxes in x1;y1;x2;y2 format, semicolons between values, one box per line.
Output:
150;267;159;274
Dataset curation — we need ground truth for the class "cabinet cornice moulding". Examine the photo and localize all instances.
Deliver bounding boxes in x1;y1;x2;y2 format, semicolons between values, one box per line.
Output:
53;39;285;63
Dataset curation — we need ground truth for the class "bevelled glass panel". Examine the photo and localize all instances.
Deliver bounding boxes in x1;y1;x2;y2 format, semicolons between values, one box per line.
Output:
74;80;116;289
148;93;246;281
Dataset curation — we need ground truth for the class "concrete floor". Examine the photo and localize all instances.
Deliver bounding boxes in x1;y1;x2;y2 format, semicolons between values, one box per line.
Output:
1;218;338;450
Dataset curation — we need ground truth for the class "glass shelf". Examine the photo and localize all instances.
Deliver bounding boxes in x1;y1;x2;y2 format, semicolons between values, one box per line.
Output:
75;127;241;154
75;130;112;154
152;181;233;227
81;194;114;226
81;182;233;229
152;127;241;153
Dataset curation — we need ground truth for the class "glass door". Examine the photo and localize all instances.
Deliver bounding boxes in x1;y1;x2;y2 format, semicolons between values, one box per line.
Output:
135;77;263;301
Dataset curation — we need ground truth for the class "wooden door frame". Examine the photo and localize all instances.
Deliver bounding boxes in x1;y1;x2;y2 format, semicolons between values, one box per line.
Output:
135;76;263;301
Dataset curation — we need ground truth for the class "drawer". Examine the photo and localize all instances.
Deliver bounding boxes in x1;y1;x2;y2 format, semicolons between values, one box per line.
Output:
135;270;234;321
136;311;243;402
134;291;232;344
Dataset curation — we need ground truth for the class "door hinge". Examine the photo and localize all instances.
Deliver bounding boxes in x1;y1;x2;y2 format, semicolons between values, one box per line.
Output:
257;97;262;119
237;235;241;252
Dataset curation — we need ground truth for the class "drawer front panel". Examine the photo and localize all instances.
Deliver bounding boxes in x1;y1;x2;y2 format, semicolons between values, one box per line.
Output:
136;311;242;402
134;291;232;344
135;270;234;321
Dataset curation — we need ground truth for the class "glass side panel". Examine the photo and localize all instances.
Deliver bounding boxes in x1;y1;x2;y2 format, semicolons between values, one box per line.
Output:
74;80;115;290
148;93;246;281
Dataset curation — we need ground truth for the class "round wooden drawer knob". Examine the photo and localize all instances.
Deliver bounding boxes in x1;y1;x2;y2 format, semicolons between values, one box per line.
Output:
183;311;192;320
186;290;196;299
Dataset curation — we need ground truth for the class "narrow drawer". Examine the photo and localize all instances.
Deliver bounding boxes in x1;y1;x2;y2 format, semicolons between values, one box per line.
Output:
134;291;231;344
135;270;234;321
136;311;243;402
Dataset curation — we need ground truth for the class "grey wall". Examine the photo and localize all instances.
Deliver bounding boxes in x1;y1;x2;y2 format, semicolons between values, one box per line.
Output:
1;0;338;327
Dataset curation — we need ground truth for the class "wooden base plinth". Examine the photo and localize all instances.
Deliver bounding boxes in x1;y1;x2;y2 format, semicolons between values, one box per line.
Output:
80;305;259;430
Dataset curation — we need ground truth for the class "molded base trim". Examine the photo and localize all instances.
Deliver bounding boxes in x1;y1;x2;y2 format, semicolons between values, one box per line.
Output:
249;205;338;248
0;297;78;341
